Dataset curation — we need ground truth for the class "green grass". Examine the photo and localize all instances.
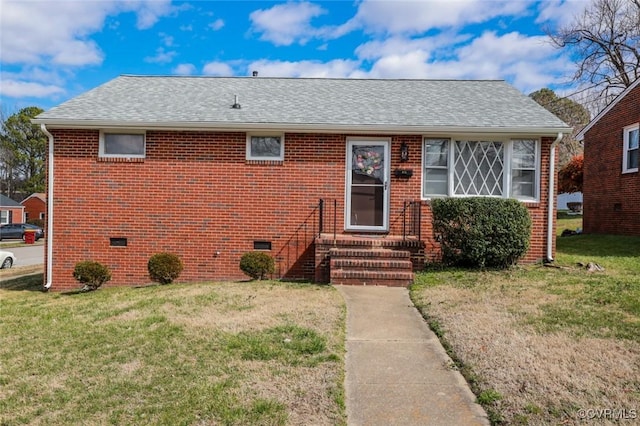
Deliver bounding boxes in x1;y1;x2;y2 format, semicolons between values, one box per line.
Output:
0;278;345;425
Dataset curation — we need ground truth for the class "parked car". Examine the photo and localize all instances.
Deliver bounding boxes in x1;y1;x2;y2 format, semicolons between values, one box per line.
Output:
0;223;44;241
0;250;16;268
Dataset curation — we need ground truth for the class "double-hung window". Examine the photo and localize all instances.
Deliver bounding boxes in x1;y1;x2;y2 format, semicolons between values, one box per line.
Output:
423;138;539;201
99;131;146;158
623;124;639;173
246;134;284;161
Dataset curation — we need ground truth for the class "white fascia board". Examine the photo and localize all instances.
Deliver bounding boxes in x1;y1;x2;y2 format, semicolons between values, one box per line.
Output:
31;119;571;137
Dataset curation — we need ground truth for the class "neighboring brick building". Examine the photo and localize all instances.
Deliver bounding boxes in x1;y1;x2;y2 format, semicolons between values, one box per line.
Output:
0;194;25;225
21;193;46;223
577;78;640;236
34;76;571;291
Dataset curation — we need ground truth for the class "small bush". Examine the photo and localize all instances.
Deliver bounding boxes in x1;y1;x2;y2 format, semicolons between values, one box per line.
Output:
240;252;275;280
431;197;532;268
73;260;111;291
148;252;184;284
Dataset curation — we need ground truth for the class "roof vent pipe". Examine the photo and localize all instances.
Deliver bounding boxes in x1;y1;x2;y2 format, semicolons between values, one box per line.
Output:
232;95;241;109
252;71;258;77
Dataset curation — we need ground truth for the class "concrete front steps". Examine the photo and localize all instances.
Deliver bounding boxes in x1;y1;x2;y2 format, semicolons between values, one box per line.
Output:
329;247;414;287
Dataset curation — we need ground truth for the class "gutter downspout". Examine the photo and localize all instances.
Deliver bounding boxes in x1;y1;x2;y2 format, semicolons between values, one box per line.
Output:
41;124;54;291
546;132;563;262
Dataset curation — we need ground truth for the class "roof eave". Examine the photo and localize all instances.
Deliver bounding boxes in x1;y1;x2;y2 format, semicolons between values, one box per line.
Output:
576;78;640;141
32;119;571;137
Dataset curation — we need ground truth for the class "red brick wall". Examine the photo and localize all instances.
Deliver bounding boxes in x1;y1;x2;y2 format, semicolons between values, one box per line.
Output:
1;207;24;224
22;197;46;222
46;130;555;290
583;85;640;235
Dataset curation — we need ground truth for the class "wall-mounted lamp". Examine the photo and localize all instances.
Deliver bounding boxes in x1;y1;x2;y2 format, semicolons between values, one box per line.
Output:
400;142;409;162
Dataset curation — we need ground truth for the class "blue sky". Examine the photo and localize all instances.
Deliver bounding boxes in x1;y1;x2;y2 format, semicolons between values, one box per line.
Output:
0;0;589;112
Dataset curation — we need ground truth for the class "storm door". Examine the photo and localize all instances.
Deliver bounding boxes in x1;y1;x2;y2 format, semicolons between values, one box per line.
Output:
345;139;390;231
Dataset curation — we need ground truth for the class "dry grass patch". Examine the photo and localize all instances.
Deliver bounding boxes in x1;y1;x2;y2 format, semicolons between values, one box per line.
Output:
412;244;640;425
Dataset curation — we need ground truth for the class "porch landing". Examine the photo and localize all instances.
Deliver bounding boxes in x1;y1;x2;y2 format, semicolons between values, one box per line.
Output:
315;234;425;287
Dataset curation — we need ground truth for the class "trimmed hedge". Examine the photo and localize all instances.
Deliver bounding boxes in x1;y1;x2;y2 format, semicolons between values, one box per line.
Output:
431;197;532;268
239;252;275;280
73;260;112;291
148;252;184;284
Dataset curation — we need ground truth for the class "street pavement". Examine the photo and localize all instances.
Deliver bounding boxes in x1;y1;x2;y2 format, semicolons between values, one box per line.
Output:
1;243;45;267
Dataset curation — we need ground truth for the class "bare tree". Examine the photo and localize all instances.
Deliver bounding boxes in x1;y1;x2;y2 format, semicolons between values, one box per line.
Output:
549;0;640;109
530;88;590;166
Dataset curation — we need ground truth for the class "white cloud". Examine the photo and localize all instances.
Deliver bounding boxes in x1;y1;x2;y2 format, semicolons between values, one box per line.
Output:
144;48;177;64
535;0;590;28
160;33;175;47
202;61;234;76
247;59;361;78
355;32;471;61
362;30;572;93
249;2;327;46
209;19;225;31
0;0;174;67
132;1;174;30
173;63;197;76
0;79;65;98
350;0;533;35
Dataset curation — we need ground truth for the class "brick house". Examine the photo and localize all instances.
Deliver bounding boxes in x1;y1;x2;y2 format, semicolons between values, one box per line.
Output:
34;76;571;291
0;194;25;225
577;78;640;235
21;193;47;223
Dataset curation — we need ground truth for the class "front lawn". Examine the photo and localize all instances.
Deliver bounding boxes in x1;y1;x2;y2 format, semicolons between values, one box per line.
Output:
411;218;640;424
0;277;345;425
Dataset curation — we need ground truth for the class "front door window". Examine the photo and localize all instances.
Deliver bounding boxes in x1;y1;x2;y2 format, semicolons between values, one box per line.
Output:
346;140;389;230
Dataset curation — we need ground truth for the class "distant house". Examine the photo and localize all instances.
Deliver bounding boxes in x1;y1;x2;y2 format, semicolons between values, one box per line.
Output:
34;76;571;291
21;193;46;223
0;194;25;225
577;78;640;235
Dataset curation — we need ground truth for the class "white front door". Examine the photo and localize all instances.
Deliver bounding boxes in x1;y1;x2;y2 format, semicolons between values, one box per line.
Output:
346;138;390;231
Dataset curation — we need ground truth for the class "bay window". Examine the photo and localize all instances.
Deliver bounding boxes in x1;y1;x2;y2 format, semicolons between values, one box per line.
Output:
423;138;540;201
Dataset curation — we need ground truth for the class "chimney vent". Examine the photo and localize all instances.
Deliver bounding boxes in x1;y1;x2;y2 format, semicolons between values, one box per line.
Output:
232;95;241;109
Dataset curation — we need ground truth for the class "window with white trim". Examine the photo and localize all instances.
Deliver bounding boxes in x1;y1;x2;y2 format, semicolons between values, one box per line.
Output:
623;124;639;173
0;210;8;225
99;131;146;158
423;138;539;201
246;134;284;161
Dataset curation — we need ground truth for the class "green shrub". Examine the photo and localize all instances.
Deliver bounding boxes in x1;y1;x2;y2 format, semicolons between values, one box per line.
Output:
148;252;184;284
240;252;275;280
73;260;112;291
431;197;532;268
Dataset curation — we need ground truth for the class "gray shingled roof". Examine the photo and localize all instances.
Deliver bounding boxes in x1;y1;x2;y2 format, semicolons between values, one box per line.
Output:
35;75;571;134
0;194;22;207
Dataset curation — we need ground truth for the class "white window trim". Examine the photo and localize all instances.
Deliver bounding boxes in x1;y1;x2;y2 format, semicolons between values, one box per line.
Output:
421;137;541;202
0;210;8;225
99;130;146;159
622;123;639;174
246;133;285;161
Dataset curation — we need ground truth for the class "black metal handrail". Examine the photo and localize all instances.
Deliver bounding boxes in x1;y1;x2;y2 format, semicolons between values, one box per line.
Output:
402;200;422;241
274;199;329;279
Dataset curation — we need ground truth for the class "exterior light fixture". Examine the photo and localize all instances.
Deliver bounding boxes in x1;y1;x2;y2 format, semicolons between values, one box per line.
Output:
400;142;409;162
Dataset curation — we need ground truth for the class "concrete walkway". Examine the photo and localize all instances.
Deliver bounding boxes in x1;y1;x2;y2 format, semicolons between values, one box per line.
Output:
336;285;489;426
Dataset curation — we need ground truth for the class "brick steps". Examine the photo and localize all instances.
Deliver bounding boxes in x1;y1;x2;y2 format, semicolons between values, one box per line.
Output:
329;248;414;287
